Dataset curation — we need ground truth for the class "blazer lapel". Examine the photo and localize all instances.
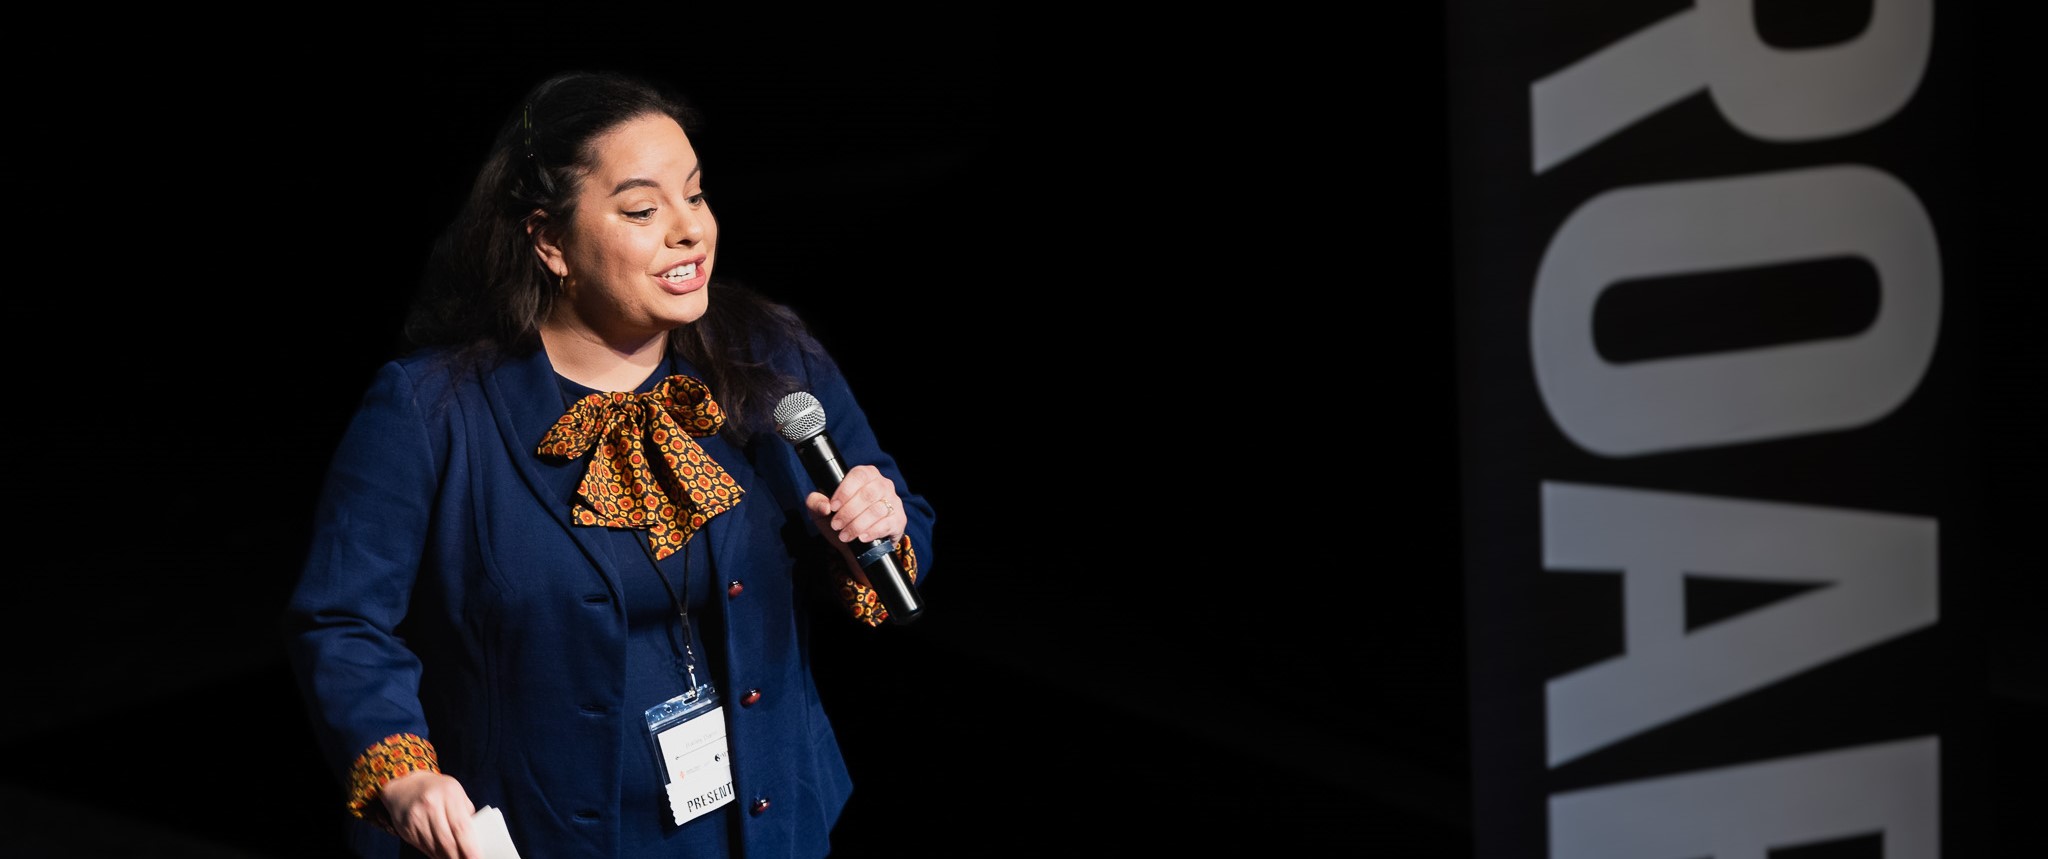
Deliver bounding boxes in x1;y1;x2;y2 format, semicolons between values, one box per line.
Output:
694;428;760;593
484;347;634;600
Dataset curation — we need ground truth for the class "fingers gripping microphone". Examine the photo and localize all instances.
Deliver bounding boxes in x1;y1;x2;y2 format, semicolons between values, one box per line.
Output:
774;391;924;625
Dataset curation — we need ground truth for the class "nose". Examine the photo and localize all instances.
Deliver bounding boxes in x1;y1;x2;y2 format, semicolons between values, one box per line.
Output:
669;204;710;247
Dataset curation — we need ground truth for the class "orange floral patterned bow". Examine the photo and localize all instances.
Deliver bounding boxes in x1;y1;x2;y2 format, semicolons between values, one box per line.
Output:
536;374;743;560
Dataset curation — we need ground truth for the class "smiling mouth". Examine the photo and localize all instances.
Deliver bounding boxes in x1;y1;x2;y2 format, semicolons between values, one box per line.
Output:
662;262;699;283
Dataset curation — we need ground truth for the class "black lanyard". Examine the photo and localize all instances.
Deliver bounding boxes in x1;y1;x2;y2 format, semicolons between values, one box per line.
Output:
639;529;705;692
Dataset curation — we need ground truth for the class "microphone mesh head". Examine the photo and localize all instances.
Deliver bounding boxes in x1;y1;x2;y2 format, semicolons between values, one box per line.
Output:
773;391;827;443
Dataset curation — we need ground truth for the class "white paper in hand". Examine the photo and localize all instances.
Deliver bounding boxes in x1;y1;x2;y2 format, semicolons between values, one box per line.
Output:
471;805;524;859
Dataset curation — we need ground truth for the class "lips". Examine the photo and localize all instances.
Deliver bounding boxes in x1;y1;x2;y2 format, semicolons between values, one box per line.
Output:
659;258;709;293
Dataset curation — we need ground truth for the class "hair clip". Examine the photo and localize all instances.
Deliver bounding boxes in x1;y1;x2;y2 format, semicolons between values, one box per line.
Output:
522;105;535;158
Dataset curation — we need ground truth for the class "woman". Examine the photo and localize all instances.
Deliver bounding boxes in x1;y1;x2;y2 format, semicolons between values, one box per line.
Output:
282;68;933;859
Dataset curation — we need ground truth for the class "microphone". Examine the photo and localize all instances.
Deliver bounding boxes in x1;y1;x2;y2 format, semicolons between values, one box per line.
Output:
773;391;924;625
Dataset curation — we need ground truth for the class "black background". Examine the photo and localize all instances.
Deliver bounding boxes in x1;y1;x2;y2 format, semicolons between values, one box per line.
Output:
1;5;2035;858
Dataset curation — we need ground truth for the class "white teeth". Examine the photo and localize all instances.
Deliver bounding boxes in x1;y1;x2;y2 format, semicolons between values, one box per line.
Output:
664;263;697;281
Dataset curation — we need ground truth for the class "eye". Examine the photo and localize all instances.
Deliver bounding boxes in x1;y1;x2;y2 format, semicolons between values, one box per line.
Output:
625;207;656;220
686;193;708;207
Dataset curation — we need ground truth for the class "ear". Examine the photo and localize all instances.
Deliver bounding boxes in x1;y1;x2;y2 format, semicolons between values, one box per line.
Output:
527;211;569;278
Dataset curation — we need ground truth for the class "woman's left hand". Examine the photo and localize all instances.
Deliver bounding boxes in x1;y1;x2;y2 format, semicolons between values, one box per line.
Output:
806;464;902;576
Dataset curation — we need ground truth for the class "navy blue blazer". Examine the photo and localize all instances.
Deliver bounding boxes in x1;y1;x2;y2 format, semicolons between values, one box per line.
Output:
283;336;933;859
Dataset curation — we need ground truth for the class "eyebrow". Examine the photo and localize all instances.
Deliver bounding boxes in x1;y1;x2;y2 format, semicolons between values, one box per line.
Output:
611;163;702;196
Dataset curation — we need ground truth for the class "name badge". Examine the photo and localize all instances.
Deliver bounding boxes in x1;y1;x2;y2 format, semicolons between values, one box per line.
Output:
645;684;735;826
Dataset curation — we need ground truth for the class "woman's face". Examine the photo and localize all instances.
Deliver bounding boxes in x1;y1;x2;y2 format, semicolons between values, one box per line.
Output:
537;112;717;346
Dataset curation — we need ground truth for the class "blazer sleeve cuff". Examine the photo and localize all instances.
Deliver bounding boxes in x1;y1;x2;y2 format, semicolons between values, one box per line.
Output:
346;732;441;829
837;534;919;627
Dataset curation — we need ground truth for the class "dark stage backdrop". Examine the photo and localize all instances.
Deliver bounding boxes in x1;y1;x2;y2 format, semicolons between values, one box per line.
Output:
3;6;2033;859
3;9;1467;859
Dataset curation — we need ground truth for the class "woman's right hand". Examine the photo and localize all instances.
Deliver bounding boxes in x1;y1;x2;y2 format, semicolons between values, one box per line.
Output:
380;770;482;859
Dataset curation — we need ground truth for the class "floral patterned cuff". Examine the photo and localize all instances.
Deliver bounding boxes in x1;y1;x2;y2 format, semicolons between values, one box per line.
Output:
346;733;441;823
838;534;919;627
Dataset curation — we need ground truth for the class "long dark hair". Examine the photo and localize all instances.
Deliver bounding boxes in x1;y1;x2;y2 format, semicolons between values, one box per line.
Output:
403;68;825;445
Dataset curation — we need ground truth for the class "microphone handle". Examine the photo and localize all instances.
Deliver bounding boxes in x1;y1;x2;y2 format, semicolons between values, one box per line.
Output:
792;432;924;625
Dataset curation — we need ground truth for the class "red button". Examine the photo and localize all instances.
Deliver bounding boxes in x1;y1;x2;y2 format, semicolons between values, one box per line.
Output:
727;581;744;598
742;689;762;707
750;797;771;816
